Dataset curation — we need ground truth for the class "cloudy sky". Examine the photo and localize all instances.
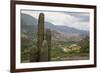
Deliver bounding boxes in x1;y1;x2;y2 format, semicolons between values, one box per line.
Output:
21;10;90;31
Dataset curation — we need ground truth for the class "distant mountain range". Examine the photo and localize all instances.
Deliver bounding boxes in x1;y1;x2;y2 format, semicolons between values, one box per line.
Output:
21;13;89;41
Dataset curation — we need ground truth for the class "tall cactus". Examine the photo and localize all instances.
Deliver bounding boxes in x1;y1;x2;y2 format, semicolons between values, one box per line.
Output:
37;13;52;61
30;13;52;62
37;13;45;61
46;29;51;61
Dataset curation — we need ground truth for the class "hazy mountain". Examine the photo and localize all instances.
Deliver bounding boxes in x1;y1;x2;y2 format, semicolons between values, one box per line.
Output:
21;13;89;41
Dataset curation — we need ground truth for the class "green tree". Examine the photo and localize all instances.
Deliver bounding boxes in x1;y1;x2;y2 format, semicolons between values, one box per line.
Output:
78;36;89;53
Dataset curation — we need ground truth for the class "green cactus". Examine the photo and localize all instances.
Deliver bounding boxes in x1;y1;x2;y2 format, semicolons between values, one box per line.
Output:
30;13;52;62
46;29;51;61
37;13;45;61
37;13;45;47
39;40;49;61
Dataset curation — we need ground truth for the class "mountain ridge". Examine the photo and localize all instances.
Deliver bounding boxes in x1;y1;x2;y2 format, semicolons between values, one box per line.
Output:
21;13;89;41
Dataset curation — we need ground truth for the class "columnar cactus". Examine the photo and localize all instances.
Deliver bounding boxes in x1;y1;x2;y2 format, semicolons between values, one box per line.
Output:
37;13;45;61
39;40;49;61
46;29;51;61
31;13;51;62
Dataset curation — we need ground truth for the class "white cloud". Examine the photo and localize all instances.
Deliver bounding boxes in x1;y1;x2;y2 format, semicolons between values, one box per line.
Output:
21;10;90;31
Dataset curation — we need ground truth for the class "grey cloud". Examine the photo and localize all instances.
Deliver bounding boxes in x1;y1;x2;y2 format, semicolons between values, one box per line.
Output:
63;12;90;22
